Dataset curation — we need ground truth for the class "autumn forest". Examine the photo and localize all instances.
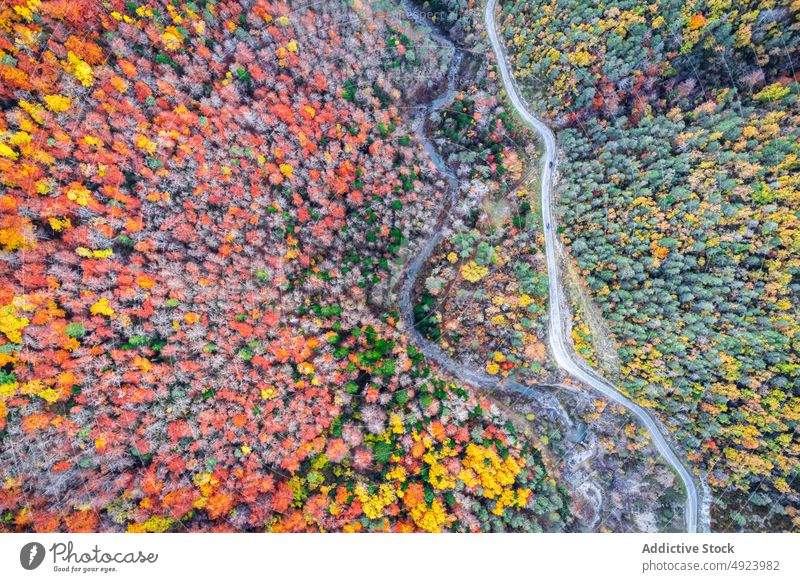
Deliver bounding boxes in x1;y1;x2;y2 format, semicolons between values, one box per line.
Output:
0;0;797;534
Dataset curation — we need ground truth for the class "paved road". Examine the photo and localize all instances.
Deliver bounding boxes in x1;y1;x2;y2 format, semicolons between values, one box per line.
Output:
397;0;579;433
485;0;699;533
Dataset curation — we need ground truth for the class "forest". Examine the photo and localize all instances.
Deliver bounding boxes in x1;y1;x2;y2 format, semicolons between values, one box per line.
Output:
499;0;799;530
2;0;795;535
0;0;573;532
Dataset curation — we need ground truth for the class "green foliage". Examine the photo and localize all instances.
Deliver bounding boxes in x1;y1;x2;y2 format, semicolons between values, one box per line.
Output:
502;0;800;528
65;322;87;338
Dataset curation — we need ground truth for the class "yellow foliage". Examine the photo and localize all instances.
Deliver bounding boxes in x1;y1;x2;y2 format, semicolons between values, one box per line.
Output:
162;26;184;51
193;471;218;498
43;94;72;113
490;314;507;326
754;82;790;103
389;413;404;435
136;135;157;155
460;443;525;504
135;5;154;18
491;487;531;516
9;132;30;147
410;499;449;532
385;465;407;483
0;382;18;402
83;135;104;148
545;48;562;61
18;100;45;124
37;388;61;404
90;298;114;317
428;461;456;489
128;515;174;533
568;50;592;67
461;260;488;282
65;51;93;87
354;483;396;519
0;297;32;343
774;478;791;494
0;143;18;160
19;380;42;396
133;356;152;373
36;180;51;194
76;247;111;259
12;0;40;21
48;217;71;231
66;184;92;206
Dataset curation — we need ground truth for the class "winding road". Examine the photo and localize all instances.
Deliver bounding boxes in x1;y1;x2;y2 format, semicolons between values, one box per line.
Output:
397;0;702;532
485;0;699;532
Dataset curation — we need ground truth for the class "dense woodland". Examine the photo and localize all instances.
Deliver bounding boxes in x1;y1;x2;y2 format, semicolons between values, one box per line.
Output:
407;0;554;389
499;0;799;530
414;176;554;383
0;0;574;532
1;0;795;534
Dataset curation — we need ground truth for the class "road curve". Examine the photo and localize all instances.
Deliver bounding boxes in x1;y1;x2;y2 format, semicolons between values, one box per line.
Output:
485;0;699;532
